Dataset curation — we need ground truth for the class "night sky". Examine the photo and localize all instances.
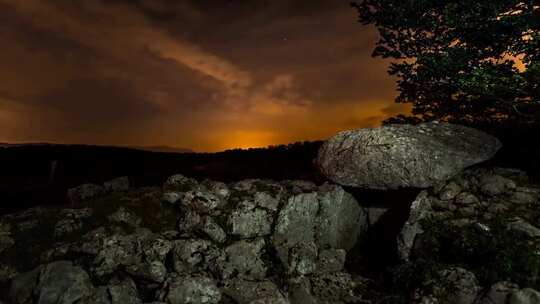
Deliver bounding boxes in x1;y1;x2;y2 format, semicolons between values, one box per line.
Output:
0;0;409;152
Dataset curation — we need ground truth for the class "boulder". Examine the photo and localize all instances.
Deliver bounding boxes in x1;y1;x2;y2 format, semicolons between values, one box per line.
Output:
316;122;501;189
273;193;319;265
10;261;94;304
317;184;366;250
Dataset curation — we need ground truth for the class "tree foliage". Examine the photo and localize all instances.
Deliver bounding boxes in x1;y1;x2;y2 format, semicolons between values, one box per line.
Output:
352;0;540;125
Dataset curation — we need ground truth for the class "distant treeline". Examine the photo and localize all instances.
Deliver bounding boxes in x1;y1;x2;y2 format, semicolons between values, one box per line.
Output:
0;141;325;213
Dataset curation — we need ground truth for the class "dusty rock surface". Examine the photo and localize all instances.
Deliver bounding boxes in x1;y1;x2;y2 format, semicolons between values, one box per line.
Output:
316;122;501;189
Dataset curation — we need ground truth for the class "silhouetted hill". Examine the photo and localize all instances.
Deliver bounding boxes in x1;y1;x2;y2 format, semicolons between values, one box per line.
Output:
0;141;324;214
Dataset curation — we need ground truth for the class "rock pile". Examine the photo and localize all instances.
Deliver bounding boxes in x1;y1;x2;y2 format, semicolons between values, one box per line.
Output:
397;167;540;304
2;122;539;304
1;177;369;303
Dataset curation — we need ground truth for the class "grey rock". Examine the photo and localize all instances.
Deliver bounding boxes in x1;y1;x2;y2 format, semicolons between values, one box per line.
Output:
229;208;273;238
202;180;230;200
288;277;317;304
222;238;267;280
309;272;359;303
181;191;222;214
60;208;94;219
508;288;540;304
162;192;183;204
126;260;168;283
164;174;199;192
78;226;109;255
36;261;94;304
108;276;142;304
478;281;518;304
316;122;501;189
254;192;281;212
201;216;227;243
480;174;516;196
92;231;153;278
164;274;221;304
104;176;130;193
439;182;462;201
273;193;319;265
54;218;83;237
67;183;105;202
222;279;287;304
143;238;173;262
172;239;212;274
508;218;540;238
317;249;347;274
436;267;480;304
288;242;318;276
284;180;318;194
178;211;202;234
108;207;142;227
80;286;111;304
398;191;432;261
317;184;366;250
509;189;538;205
454;192;480;206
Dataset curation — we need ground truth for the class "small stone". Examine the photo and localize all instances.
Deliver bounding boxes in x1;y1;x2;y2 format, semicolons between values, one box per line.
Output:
509;190;537;205
108;276;142;304
164;275;221;304
163;174;199;192
254;192;280;211
201;216;227;243
181;191;221;214
508;218;540;238
108;207;142;227
178;211;202;234
508;288;540;304
480;174;516;196
229;208;273;238
317;249;347;273
478;281;519;304
222;239;267;280
54;218;83;237
288;242;318;275
456;206;476;218
162;192;182;204
455;192;480;206
172;239;212;274
222;279;287;304
439;182;462;201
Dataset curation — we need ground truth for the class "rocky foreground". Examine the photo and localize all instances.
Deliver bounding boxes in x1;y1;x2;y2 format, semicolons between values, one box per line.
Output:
1;123;540;304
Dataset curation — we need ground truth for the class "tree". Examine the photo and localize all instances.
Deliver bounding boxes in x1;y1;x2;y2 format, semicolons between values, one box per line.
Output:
352;0;540;126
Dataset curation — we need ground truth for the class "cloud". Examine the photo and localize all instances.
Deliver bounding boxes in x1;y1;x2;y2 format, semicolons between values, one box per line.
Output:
0;0;410;151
